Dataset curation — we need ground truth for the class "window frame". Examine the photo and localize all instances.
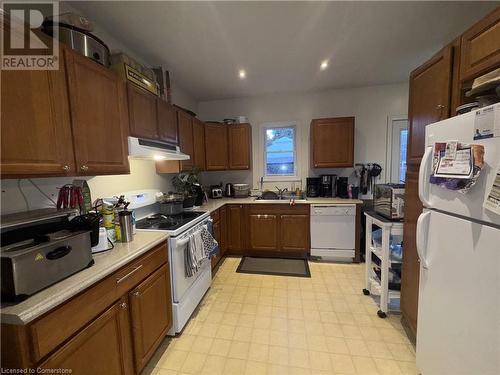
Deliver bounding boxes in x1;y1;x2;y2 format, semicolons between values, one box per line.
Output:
262;123;299;182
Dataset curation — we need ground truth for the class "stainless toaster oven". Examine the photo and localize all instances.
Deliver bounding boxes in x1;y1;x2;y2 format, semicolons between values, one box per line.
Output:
373;184;405;220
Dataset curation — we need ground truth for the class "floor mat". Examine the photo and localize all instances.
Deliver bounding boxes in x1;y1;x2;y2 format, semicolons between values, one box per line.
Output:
236;256;311;277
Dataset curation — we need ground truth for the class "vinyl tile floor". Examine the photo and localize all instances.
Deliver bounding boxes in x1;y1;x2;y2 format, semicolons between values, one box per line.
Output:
144;257;416;375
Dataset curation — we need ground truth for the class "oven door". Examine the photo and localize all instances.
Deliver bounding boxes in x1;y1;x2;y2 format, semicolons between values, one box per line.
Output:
168;222;212;304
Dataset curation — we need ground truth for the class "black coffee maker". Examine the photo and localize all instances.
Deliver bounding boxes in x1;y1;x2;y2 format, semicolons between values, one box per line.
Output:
306;177;321;197
320;175;337;197
336;177;349;198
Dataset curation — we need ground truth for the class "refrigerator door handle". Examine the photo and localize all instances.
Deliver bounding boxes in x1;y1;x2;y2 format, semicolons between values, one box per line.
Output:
418;146;433;208
416;211;431;269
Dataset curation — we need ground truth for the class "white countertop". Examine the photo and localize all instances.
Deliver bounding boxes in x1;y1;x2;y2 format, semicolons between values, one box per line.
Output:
200;196;363;213
1;231;169;325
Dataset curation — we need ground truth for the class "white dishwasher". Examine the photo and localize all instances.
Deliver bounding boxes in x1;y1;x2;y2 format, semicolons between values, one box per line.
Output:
310;204;356;262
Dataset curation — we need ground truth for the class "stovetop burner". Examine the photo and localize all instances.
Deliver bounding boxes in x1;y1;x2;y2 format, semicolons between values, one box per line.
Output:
136;211;205;231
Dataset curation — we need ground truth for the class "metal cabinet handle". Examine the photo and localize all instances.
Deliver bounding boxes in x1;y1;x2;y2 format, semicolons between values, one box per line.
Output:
80;165;89;171
436;104;445;110
132;290;140;297
62;165;70;171
116;265;143;284
119;302;127;309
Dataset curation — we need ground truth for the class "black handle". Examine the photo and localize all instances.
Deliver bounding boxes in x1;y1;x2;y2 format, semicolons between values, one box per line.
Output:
46;246;72;260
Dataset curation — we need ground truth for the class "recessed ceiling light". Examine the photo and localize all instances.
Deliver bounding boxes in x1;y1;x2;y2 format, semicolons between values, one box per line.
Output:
239;69;246;79
320;60;329;70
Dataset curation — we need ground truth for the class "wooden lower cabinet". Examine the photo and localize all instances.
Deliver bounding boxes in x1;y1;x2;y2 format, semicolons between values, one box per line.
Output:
249;214;279;251
400;165;422;339
280;214;309;252
246;205;310;255
41;297;134;375
227;205;244;252
1;243;172;373
129;264;172;373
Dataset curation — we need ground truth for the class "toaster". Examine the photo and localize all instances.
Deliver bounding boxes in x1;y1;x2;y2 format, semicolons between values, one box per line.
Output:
210;186;223;199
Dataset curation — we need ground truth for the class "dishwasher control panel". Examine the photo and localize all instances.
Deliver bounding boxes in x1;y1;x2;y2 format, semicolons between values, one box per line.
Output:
311;204;356;216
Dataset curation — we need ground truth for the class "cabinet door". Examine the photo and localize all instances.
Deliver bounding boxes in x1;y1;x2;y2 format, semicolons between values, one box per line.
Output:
65;50;130;175
227;205;243;252
129;264;172;374
1;56;75;177
249;214;279;251
407;46;452;166
220;206;228;256
211;218;222;269
192;118;206;170
205;123;228;170
460;7;500;81
127;83;159;140
400;166;421;339
40;298;134;375
178;111;194;171
280;214;309;252
228;124;251;170
311;117;354;168
157;100;178;144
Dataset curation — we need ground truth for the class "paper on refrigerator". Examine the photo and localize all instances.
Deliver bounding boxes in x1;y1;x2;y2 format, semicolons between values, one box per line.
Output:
483;164;500;215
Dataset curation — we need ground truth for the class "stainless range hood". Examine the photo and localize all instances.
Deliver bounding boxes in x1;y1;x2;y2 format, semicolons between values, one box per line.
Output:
128;136;190;161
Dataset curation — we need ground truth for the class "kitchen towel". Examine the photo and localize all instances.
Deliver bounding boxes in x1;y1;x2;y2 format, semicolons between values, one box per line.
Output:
201;225;219;257
184;236;198;278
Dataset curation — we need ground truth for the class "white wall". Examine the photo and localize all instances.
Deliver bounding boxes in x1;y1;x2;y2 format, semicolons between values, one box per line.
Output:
0;160;177;215
197;83;409;196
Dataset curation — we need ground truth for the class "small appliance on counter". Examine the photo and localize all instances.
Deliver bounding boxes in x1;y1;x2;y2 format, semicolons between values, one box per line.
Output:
210;185;223;199
373;184;405;220
306;177;321;197
320;175;337;197
1;209;94;302
233;183;250;198
192;183;205;207
224;183;234;197
336;177;349;198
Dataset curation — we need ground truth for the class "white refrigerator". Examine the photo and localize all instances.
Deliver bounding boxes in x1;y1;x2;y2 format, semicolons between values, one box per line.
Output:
416;103;500;374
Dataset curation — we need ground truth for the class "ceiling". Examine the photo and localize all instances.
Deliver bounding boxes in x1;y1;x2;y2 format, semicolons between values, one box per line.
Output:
70;1;497;101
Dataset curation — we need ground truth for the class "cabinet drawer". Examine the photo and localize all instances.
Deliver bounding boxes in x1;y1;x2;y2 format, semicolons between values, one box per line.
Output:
30;243;167;361
211;209;220;222
248;204;309;215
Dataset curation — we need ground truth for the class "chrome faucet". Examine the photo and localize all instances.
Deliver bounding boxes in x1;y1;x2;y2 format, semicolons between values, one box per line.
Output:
275;186;288;200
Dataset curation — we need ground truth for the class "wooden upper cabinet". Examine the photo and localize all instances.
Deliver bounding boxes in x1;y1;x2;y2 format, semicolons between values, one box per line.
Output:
157;100;178;144
40;298;134;375
280;214;309;252
129;264;172;374
249;214;279;251
407;46;453;165
205;123;229;171
127;83;159;140
460;7;500;81
310;117;354;168
1;53;75;178
178;110;194;171
65;49;130;175
228;123;252;170
192;118;206;170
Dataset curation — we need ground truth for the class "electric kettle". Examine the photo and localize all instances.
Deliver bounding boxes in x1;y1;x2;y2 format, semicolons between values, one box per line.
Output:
224;183;234;197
